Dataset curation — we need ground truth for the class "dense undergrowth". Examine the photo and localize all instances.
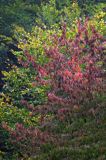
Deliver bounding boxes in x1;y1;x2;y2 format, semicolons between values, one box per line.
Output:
0;0;106;159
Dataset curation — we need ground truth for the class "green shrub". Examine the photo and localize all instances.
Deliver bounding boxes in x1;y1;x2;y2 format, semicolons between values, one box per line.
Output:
2;66;48;107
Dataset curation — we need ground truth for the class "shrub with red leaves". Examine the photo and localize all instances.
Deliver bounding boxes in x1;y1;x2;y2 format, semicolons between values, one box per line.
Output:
2;19;105;157
2;122;52;157
40;20;105;109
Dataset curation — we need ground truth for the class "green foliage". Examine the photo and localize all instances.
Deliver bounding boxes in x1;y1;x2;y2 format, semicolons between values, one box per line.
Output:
36;1;81;27
0;93;40;128
61;2;81;25
0;35;15;71
13;25;62;64
0;0;38;36
0;93;40;155
2;66;48;107
36;0;59;27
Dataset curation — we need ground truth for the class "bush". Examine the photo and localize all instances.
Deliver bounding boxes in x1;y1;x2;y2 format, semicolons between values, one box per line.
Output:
2;20;105;159
0;92;41;155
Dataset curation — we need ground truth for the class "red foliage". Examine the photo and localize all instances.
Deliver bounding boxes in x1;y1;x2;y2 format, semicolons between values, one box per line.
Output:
2;122;52;156
40;19;104;108
2;19;105;156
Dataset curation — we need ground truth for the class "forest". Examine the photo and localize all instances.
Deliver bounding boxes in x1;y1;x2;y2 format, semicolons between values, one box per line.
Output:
0;0;106;159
